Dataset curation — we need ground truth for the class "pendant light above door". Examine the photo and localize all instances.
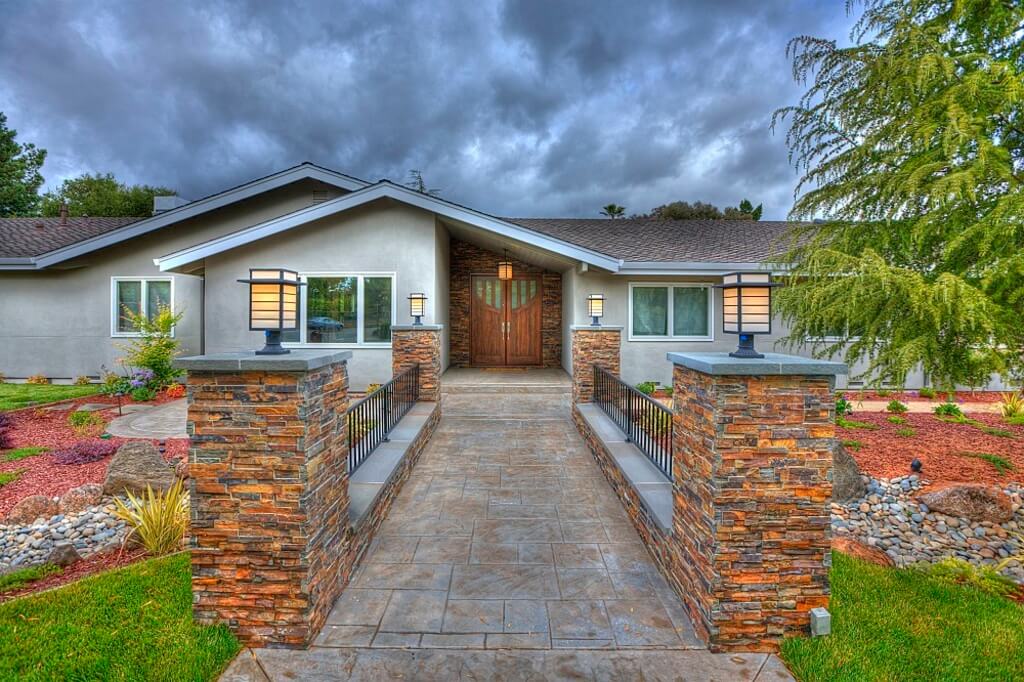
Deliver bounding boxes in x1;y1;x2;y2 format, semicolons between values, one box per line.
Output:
497;248;513;280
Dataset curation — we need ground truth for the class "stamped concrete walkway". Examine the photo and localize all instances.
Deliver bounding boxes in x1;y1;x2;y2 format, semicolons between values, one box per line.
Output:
105;398;188;439
222;369;794;680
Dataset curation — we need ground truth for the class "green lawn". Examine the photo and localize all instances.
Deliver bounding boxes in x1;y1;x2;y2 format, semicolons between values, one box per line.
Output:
0;553;239;681
0;383;100;411
782;552;1024;681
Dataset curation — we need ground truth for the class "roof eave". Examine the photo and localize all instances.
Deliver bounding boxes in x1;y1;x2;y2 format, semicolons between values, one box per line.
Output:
615;260;786;275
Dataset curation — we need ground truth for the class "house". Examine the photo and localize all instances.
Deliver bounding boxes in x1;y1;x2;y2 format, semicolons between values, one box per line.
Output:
0;162;932;390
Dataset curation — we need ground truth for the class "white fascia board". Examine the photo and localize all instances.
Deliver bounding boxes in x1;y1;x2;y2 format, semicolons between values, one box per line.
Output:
21;164;370;271
156;182;622;273
615;261;787;276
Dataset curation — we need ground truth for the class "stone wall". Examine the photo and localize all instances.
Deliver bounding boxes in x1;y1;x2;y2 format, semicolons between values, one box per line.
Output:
570;327;622;403
186;355;350;648
392;326;442;402
448;239;561;367
670;365;834;651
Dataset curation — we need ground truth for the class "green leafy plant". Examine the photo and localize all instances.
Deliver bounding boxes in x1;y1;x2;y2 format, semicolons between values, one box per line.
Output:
918;387;937;399
835;395;853;417
67;410;103;428
837;416;878;430
0;564;61;592
886;399;908;414
99;369;131;396
164;383;186;399
914;558;1018;600
118;306;184;388
875;389;892;398
895;427;916;438
933;402;964;418
130;386;158;402
958;452;1014;475
1006;415;1024;427
0;470;24;488
3;446;47;462
841;439;862;451
997;392;1024;418
886;415;907;425
981;426;1015;439
73;375;92;386
112;479;190;555
25;374;49;385
635;381;657;396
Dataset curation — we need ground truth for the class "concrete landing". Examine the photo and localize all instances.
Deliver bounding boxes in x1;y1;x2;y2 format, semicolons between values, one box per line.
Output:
105;398;188;439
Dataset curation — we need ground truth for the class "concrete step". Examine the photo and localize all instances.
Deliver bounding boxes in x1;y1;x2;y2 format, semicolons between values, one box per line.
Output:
441;382;569;395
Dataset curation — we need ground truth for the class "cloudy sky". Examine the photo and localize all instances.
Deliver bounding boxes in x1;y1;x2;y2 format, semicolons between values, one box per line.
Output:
0;1;854;220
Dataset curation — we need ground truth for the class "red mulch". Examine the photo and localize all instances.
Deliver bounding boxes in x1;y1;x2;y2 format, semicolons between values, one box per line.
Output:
0;394;187;517
0;547;148;604
842;389;1007;403
841;410;1024;486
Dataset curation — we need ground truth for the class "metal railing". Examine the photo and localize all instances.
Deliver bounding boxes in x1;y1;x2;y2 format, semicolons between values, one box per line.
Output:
593;365;672;480
347;363;420;473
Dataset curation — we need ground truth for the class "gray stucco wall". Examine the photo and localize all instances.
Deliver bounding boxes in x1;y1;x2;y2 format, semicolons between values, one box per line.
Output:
561;265;576;376
434;221;451;373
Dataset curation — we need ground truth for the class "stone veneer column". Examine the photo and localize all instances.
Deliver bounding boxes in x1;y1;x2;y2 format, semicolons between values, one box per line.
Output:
176;349;352;648
391;325;443;402
667;351;846;652
570;325;622;403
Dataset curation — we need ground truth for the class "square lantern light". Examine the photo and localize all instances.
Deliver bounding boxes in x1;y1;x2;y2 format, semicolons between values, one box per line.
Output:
237;268;304;355
586;293;605;326
497;249;513;281
408;292;427;325
716;272;778;358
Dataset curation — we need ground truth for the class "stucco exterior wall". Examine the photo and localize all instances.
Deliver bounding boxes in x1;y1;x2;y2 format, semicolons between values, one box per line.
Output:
0;179;344;382
202;201;442;391
433;221;451;373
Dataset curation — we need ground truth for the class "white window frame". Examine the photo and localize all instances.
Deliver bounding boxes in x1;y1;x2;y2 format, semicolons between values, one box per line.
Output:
283;272;397;348
627;282;714;342
110;277;175;338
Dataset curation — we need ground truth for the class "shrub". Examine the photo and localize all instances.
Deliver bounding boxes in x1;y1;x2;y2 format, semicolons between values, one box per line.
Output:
99;369;131;396
914;558;1018;599
0;372;5;383
0;470;24;487
841;439;862;451
130;386;158;402
887;415;907;425
895;427;916;437
4;446;48;462
52;440;117;465
68;411;103;428
934;402;963;418
886;399;908;414
958;451;1014;474
918;386;937;399
118;306;184;388
365;383;382;395
164;384;186;399
73;375;92;386
835;395;853;416
837;416;878;430
998;392;1024;418
113;478;189;555
0;414;12;449
635;381;657;396
663;386;673;397
25;374;49;385
875;388;891;397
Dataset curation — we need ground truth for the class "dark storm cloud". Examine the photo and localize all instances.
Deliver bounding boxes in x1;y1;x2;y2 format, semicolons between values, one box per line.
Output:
0;0;853;219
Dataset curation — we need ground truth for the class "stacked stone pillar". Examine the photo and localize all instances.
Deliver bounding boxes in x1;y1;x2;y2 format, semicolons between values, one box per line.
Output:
570;325;622;402
176;350;352;648
391;325;443;401
667;352;846;651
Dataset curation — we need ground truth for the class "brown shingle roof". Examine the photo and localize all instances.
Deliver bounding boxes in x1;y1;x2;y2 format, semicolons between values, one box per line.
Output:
504;218;800;263
0;216;141;258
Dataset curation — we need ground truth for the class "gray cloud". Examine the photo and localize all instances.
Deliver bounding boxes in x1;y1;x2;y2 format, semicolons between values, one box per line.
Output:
0;0;853;220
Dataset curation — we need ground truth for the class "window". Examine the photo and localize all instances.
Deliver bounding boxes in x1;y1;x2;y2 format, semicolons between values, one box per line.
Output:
111;278;173;336
629;283;713;341
282;273;395;346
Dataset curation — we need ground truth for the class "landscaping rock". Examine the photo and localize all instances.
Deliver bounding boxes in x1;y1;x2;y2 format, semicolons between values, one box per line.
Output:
171;457;189;480
918;484;1014;524
46;541;81;567
59;484;104;513
103;441;175;496
6;495;59;525
833;444;866;503
0;497;128;571
833;537;895;567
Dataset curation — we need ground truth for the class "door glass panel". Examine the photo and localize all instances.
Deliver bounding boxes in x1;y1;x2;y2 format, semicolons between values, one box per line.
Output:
511;281;519;309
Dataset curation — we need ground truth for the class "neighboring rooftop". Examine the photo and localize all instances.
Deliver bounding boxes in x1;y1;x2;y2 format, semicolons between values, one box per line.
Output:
0;216;141;258
505;218;799;263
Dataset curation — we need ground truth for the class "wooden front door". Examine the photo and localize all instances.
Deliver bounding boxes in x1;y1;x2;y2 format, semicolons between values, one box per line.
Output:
470;275;543;366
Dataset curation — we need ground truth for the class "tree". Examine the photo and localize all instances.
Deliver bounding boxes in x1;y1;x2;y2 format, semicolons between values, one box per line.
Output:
600;203;626;218
771;0;1024;390
404;169;440;196
0;112;46;216
641;200;756;220
739;199;763;221
41;173;175;217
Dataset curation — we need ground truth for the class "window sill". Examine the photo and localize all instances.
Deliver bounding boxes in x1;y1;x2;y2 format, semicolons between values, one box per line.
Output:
627;336;714;343
282;343;392;350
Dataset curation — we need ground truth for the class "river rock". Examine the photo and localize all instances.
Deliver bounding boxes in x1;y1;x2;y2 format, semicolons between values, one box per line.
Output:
59;483;104;513
6;495;59;525
918;484;1014;524
103;441;175;496
833;444;866;503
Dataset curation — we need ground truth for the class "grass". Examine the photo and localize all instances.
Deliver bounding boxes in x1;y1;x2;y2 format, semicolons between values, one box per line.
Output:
958;451;1015;474
981;426;1016;438
3;446;48;462
781;552;1024;681
0;383;99;411
0;564;62;592
836;416;879;430
895;427;916;437
1007;414;1024;426
0;469;24;488
0;553;239;681
840;439;862;451
886;415;907;425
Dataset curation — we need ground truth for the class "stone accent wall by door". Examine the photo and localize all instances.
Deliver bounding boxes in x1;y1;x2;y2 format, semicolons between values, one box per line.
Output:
449;239;561;367
392;325;443;401
570;326;622;402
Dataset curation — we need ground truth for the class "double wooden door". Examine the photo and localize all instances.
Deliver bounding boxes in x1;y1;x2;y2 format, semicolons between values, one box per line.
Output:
470;274;543;366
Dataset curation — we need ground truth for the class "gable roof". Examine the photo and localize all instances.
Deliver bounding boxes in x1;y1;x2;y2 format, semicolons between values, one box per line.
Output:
154;180;624;272
0;162;369;270
0;216;141;258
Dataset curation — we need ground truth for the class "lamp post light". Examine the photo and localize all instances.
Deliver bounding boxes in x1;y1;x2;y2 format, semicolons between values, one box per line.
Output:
237;268;304;355
408;292;427;325
497;249;513;281
586;293;605;326
716;272;778;359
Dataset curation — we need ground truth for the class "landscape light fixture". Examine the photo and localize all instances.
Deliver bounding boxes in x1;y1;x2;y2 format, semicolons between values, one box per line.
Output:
237;268;304;355
586;293;605;326
716;272;778;359
408;292;427;325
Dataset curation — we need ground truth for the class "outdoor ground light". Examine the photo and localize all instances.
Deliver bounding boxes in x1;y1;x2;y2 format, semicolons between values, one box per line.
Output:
408;292;427;325
497;249;513;281
716;272;778;359
237;268;304;355
586;293;605;326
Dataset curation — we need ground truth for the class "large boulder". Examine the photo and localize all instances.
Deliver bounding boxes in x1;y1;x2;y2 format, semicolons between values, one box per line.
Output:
832;537;895;567
103;440;175;497
918;483;1014;524
47;541;82;567
59;483;104;513
6;495;58;525
833;444;866;503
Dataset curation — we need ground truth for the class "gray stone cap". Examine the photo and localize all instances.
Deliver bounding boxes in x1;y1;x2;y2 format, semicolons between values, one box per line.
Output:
391;324;444;331
666;351;848;376
570;325;624;331
174;349;353;372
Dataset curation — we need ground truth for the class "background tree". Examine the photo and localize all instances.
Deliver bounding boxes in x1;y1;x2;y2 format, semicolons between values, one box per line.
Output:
772;0;1024;390
404;169;441;196
0;112;46;216
600;203;626;218
640;199;757;220
41;173;175;217
738;199;763;221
